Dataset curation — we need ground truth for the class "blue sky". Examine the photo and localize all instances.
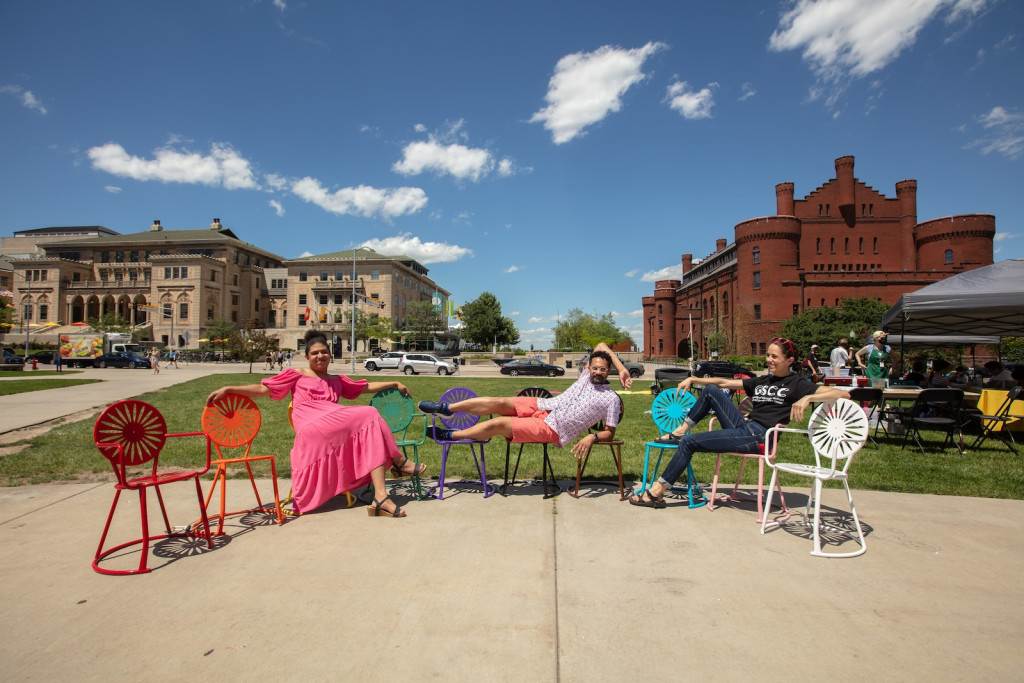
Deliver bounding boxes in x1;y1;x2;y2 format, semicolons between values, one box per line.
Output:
2;0;1022;350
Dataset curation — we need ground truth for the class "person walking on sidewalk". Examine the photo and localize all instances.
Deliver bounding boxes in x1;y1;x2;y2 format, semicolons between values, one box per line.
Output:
419;342;631;462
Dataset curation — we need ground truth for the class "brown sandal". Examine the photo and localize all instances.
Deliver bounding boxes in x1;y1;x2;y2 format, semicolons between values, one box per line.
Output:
367;496;406;518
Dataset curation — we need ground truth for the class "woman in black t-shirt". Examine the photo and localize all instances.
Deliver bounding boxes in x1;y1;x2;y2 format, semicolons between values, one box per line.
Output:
630;337;852;508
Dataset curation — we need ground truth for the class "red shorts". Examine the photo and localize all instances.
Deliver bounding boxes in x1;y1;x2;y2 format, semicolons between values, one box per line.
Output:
510;396;560;444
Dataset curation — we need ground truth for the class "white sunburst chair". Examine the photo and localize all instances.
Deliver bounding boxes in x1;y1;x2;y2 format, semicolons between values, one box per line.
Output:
760;399;870;558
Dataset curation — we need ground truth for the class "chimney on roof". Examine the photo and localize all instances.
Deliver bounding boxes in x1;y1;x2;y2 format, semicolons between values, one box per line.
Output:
716;238;727;252
151;220;162;232
211;218;221;230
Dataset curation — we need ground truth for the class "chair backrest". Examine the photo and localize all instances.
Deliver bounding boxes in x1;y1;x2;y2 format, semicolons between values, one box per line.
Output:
988;385;1023;417
806;399;869;472
94;400;168;475
202;394;261;450
370;388;416;433
517;386;553;399
910;388;964;418
590;392;625;435
437;387;481;430
649;389;696;434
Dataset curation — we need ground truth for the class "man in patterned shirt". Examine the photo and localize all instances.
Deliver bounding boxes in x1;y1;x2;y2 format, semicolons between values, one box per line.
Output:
420;342;632;460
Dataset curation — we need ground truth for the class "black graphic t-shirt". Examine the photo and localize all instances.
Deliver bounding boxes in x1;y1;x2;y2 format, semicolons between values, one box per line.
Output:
741;372;819;428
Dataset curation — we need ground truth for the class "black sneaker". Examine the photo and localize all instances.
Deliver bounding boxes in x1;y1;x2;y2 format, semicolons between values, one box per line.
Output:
418;401;453;416
426;425;454;441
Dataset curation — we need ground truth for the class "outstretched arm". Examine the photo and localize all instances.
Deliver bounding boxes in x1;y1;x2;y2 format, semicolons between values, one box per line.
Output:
364;380;411;397
207;383;270;406
592;342;633;389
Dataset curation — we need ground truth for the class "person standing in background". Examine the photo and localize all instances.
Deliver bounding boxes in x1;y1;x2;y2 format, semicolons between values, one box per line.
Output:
830;339;850;376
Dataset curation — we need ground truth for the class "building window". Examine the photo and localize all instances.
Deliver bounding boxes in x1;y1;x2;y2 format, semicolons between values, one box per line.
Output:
945;249;953;264
752;246;760;264
753;304;761;320
334;294;343;305
231;295;239;306
825;204;830;216
830;237;835;254
793;304;799;315
873;237;878;253
859;237;864;253
207;308;214;320
658;339;663;353
320;271;328;281
335;270;344;281
232;274;238;286
759;343;767;355
211;271;217;282
254;299;259;311
319;294;328;305
231;311;237;322
164;267;171;279
299;313;306;326
298;294;307;306
844;237;849;253
371;269;380;281
39;304;48;321
163;303;172;319
299;271;307;282
179;303;188;319
723;292;729;316
750;343;757;355
658;319;663;331
815;237;821;253
752;272;760;289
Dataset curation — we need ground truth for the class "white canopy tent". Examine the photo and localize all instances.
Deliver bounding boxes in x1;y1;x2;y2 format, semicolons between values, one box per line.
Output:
880;259;1024;337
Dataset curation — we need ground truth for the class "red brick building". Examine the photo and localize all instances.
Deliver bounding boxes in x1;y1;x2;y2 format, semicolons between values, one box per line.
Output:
642;156;995;359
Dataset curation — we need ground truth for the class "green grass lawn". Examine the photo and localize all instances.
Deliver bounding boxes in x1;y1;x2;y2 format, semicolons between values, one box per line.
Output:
1;373;1021;499
0;377;101;396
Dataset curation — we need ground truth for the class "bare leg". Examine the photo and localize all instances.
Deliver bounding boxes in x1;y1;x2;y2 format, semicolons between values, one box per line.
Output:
447;396;517;416
451;416;516;442
368;465;405;516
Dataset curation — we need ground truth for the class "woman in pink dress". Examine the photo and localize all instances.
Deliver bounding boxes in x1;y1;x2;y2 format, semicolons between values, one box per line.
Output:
206;331;425;518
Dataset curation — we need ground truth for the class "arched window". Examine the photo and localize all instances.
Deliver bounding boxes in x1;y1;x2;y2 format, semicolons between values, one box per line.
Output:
945;249;953;264
657;304;662;315
816;237;821;253
722;292;729;316
752;246;760;264
830;237;835;253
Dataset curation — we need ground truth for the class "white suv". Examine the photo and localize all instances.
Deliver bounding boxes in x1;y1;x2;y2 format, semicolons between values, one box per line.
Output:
398;353;458;375
364;352;405;371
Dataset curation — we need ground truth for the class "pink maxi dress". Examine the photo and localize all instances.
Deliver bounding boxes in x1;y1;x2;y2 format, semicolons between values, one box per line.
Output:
262;369;401;513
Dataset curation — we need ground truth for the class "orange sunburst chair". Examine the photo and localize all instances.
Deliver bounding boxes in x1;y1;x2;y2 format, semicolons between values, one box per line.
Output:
201;395;285;534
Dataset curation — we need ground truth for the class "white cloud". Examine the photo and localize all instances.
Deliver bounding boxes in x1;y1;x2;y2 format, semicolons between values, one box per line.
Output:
769;0;992;101
393;139;494;181
739;82;757;101
509;311;521;316
291;177;427;219
360;233;472;264
104;186;122;194
612;309;643;319
640;264;683;283
624;269;639;278
530;42;667;144
993;232;1021;242
393;120;516;182
504;265;522;273
0;85;48;115
967;106;1024;159
273;0;287;10
87;141;259;189
297;250;314;258
528;315;560;323
269;199;285;216
264;173;288;191
666;80;718;119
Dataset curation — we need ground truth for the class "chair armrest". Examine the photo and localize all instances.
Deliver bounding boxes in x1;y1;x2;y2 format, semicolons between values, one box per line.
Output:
166;431;213;476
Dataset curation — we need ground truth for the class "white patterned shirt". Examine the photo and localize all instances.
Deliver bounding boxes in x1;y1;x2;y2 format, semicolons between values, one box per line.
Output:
536;369;620;447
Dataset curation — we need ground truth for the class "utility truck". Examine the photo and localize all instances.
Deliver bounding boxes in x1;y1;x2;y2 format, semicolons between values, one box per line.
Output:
59;332;143;368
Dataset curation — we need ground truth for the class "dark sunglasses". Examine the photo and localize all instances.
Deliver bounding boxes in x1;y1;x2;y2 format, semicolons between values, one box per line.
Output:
770;337;796;358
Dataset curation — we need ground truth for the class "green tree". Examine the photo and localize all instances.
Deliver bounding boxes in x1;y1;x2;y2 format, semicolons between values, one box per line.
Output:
780;297;891;358
1001;337;1024;363
227;320;278;372
87;312;133;333
401;300;446;345
204;318;238;343
0;301;13;333
706;331;729;357
552;308;632;351
461;292;519;348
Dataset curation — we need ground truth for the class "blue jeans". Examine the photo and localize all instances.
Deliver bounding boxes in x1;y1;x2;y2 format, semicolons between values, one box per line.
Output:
658;385;767;487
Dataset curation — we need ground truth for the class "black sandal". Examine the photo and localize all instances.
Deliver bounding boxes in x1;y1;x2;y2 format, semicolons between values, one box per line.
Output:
367;496;406;518
391;456;425;478
629;490;667;509
653;433;681;445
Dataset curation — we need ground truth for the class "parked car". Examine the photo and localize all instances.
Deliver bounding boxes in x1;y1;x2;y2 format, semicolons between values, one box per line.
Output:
2;348;25;364
398;353;458;375
93;351;151;369
363;352;406;371
693;360;754;379
500;358;566;377
577;354;645;378
28;350;55;364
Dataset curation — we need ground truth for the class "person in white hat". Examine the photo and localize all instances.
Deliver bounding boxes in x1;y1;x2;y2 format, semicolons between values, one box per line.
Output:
856;331;891;379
